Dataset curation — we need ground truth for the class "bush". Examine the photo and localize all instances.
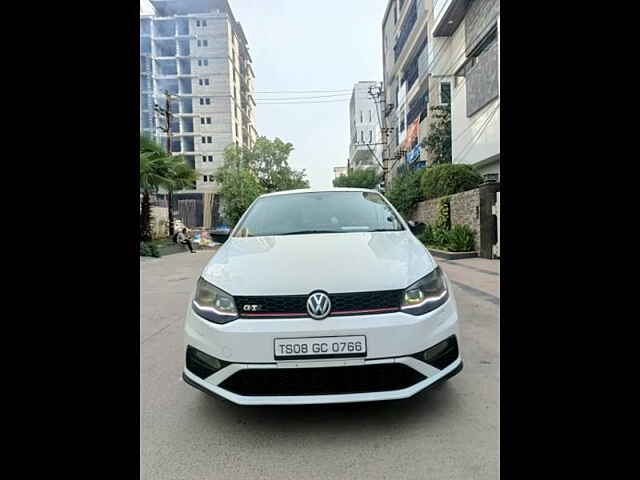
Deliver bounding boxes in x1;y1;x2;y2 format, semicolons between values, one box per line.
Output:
386;167;425;217
418;223;434;245
421;164;483;200
436;197;451;230
140;241;160;258
432;226;450;249
445;225;476;252
417;223;475;252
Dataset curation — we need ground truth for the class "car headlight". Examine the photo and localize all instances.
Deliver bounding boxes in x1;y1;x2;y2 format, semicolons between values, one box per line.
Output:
401;266;449;315
192;277;238;324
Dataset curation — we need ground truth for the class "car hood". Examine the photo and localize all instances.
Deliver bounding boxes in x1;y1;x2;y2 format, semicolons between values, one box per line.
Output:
201;231;436;295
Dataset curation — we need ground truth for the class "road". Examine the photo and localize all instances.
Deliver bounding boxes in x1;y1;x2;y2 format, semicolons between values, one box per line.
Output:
141;249;499;480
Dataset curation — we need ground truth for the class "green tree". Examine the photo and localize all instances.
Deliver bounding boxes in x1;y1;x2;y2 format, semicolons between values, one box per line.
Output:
249;136;309;192
333;167;382;189
422;104;452;165
385;165;425;217
214;145;265;226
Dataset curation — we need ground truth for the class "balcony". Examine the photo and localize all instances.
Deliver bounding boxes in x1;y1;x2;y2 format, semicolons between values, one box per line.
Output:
433;0;469;37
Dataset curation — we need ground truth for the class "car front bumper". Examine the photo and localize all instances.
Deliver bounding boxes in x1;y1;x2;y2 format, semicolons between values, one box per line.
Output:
183;292;462;405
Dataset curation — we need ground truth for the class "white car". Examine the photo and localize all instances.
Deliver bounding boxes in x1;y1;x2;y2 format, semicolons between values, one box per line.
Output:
183;188;462;405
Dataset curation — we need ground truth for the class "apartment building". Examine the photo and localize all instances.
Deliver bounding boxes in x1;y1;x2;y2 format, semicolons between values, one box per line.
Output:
140;0;257;194
348;82;384;173
381;0;500;183
381;0;431;184
431;0;499;179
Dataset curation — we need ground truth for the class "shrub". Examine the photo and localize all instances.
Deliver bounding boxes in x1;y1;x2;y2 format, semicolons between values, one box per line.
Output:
432;226;450;249
421;164;483;200
140;241;160;258
418;223;434;245
436;197;451;230
445;225;476;252
386;167;425;217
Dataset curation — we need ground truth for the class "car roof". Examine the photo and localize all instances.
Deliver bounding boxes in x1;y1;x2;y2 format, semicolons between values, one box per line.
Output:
259;188;380;198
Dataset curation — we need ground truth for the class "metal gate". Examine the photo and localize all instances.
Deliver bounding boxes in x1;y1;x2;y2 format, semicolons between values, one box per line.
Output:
177;199;197;229
492;192;500;258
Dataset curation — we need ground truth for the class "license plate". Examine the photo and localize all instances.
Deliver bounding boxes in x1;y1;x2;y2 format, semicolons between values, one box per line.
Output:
274;335;367;360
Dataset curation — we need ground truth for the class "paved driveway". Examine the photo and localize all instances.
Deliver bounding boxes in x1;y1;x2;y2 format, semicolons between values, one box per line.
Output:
141;250;499;480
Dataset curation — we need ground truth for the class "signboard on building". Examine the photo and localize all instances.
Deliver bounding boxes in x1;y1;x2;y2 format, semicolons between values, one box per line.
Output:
406;143;421;164
403;118;419;151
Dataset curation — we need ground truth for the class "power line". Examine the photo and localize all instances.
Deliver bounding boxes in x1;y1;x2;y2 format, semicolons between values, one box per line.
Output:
256;98;352;105
256;89;352;94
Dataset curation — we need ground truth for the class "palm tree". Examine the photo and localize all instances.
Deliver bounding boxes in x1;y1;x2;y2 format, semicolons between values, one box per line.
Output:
140;136;172;241
139;133;198;238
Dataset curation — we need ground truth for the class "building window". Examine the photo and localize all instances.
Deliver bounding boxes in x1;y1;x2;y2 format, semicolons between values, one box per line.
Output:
202;20;207;27
369;110;372;122
201;118;205;124
206;136;212;143
197;40;201;47
360;111;363;123
197;59;202;66
205;98;211;105
203;39;208;47
196;20;200;27
440;82;451;104
203;175;208;182
199;98;204;105
361;130;364;143
201;136;206;143
206;117;211;124
369;130;373;143
204;79;210;86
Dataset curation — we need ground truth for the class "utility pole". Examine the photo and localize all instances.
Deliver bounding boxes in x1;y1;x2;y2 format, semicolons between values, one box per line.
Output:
154;89;178;236
367;83;398;191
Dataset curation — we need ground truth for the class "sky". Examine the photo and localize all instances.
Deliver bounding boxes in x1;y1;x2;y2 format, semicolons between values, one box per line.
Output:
230;0;389;188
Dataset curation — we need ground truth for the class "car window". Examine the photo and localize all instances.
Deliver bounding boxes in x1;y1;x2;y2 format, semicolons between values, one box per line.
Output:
233;191;404;237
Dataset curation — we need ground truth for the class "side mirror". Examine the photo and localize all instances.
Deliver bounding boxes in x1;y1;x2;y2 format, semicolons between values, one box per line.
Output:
210;229;231;244
408;220;426;235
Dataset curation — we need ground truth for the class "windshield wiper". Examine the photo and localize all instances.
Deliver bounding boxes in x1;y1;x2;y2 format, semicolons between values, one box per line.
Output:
368;228;402;232
278;230;341;236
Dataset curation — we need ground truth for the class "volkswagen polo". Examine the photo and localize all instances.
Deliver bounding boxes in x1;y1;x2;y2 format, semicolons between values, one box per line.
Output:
183;188;462;405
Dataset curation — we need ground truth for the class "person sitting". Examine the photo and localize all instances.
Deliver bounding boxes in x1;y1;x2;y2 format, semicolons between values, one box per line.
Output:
176;228;196;253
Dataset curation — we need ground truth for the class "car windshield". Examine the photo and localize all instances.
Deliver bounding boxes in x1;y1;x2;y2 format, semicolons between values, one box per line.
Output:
232;191;405;237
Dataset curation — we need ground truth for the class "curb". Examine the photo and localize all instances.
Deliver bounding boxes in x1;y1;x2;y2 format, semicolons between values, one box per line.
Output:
428;248;478;260
157;244;220;257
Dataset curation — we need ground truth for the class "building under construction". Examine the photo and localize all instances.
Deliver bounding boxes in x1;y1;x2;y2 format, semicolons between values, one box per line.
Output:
140;0;257;228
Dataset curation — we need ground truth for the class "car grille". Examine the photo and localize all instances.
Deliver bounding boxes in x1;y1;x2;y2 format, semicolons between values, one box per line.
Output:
219;364;426;396
235;289;404;318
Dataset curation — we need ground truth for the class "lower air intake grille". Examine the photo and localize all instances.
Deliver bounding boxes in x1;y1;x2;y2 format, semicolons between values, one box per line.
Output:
219;364;426;396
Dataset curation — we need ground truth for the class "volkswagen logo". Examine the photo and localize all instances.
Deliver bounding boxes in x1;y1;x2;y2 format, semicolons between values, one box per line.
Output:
306;292;331;320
